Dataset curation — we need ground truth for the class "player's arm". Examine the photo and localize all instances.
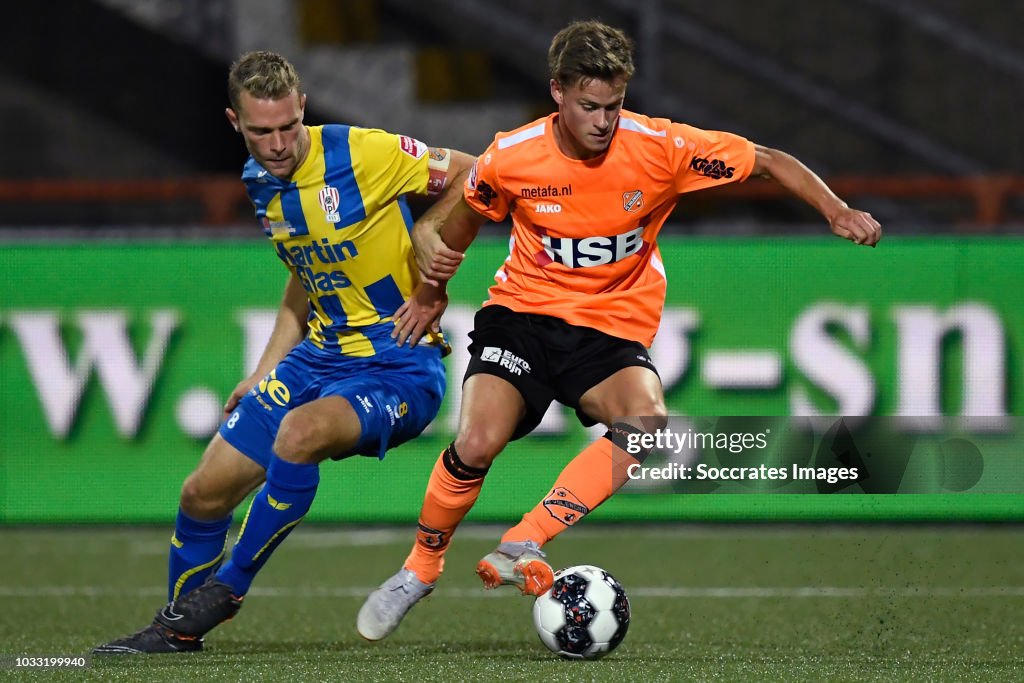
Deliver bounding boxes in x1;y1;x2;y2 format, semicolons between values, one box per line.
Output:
224;273;308;415
439;195;490;252
416;194;491;281
410;148;476;282
751;144;882;247
425;147;476;200
392;198;490;347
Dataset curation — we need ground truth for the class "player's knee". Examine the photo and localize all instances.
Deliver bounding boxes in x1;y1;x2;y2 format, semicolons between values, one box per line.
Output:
273;413;321;463
179;474;234;519
621;397;668;433
454;426;507;469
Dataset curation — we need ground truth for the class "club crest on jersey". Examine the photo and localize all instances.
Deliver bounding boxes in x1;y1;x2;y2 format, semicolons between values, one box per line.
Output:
623;190;644;213
318;185;341;223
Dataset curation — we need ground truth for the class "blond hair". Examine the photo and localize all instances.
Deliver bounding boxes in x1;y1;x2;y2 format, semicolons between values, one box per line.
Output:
227;51;301;110
548;20;635;88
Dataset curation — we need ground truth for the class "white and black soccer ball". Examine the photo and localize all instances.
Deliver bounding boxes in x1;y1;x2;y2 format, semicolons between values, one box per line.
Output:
532;564;630;660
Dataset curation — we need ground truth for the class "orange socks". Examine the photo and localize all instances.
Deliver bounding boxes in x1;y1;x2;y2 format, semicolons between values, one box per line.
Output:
405;426;649;581
404;445;487;584
502;427;642;546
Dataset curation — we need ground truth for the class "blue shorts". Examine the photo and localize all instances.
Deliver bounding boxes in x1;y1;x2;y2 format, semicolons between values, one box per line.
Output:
219;340;445;467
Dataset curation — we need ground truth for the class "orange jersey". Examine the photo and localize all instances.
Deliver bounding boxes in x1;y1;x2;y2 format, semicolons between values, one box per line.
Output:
464;110;756;346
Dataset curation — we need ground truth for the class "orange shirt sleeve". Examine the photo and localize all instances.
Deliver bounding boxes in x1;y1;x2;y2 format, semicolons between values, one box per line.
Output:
463;140;511;221
670;123;756;194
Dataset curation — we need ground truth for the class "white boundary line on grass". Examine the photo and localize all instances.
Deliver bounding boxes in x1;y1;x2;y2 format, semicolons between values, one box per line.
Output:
3;585;1024;599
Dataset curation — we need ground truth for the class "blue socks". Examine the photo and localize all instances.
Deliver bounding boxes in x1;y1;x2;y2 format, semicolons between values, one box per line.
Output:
168;509;232;601
216;456;319;596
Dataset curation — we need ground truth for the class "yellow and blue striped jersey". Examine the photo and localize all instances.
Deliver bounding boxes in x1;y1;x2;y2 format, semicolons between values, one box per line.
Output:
242;125;446;357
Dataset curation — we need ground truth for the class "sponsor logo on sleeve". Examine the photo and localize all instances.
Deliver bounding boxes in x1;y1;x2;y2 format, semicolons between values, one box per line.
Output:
690;156;735;179
475;180;497;208
399;135;428;159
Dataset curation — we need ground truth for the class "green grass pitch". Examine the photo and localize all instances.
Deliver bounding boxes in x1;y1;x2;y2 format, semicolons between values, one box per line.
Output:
2;524;1023;681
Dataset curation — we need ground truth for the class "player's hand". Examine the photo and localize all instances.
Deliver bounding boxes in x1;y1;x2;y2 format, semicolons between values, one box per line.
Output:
392;282;448;347
413;228;463;283
224;375;259;416
829;207;882;247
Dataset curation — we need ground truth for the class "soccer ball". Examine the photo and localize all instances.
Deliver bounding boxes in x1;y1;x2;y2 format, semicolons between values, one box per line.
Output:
532;564;630;660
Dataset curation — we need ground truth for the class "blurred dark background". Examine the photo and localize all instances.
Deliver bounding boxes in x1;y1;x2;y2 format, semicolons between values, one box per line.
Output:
1;0;1021;232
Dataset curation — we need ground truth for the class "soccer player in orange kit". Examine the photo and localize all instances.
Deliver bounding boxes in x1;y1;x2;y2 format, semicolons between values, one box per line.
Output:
358;19;881;641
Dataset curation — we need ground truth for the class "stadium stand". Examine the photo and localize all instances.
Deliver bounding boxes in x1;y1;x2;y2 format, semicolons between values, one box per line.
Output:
1;0;1020;230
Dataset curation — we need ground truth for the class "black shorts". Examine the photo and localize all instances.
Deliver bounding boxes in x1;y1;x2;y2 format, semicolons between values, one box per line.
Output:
463;305;660;441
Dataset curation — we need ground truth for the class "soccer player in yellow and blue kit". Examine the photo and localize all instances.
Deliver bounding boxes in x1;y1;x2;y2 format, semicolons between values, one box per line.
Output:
94;51;473;654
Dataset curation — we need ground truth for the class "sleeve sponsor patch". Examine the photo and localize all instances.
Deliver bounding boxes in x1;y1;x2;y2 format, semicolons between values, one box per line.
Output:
690;156;735;179
399;135;428;159
474;180;496;207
